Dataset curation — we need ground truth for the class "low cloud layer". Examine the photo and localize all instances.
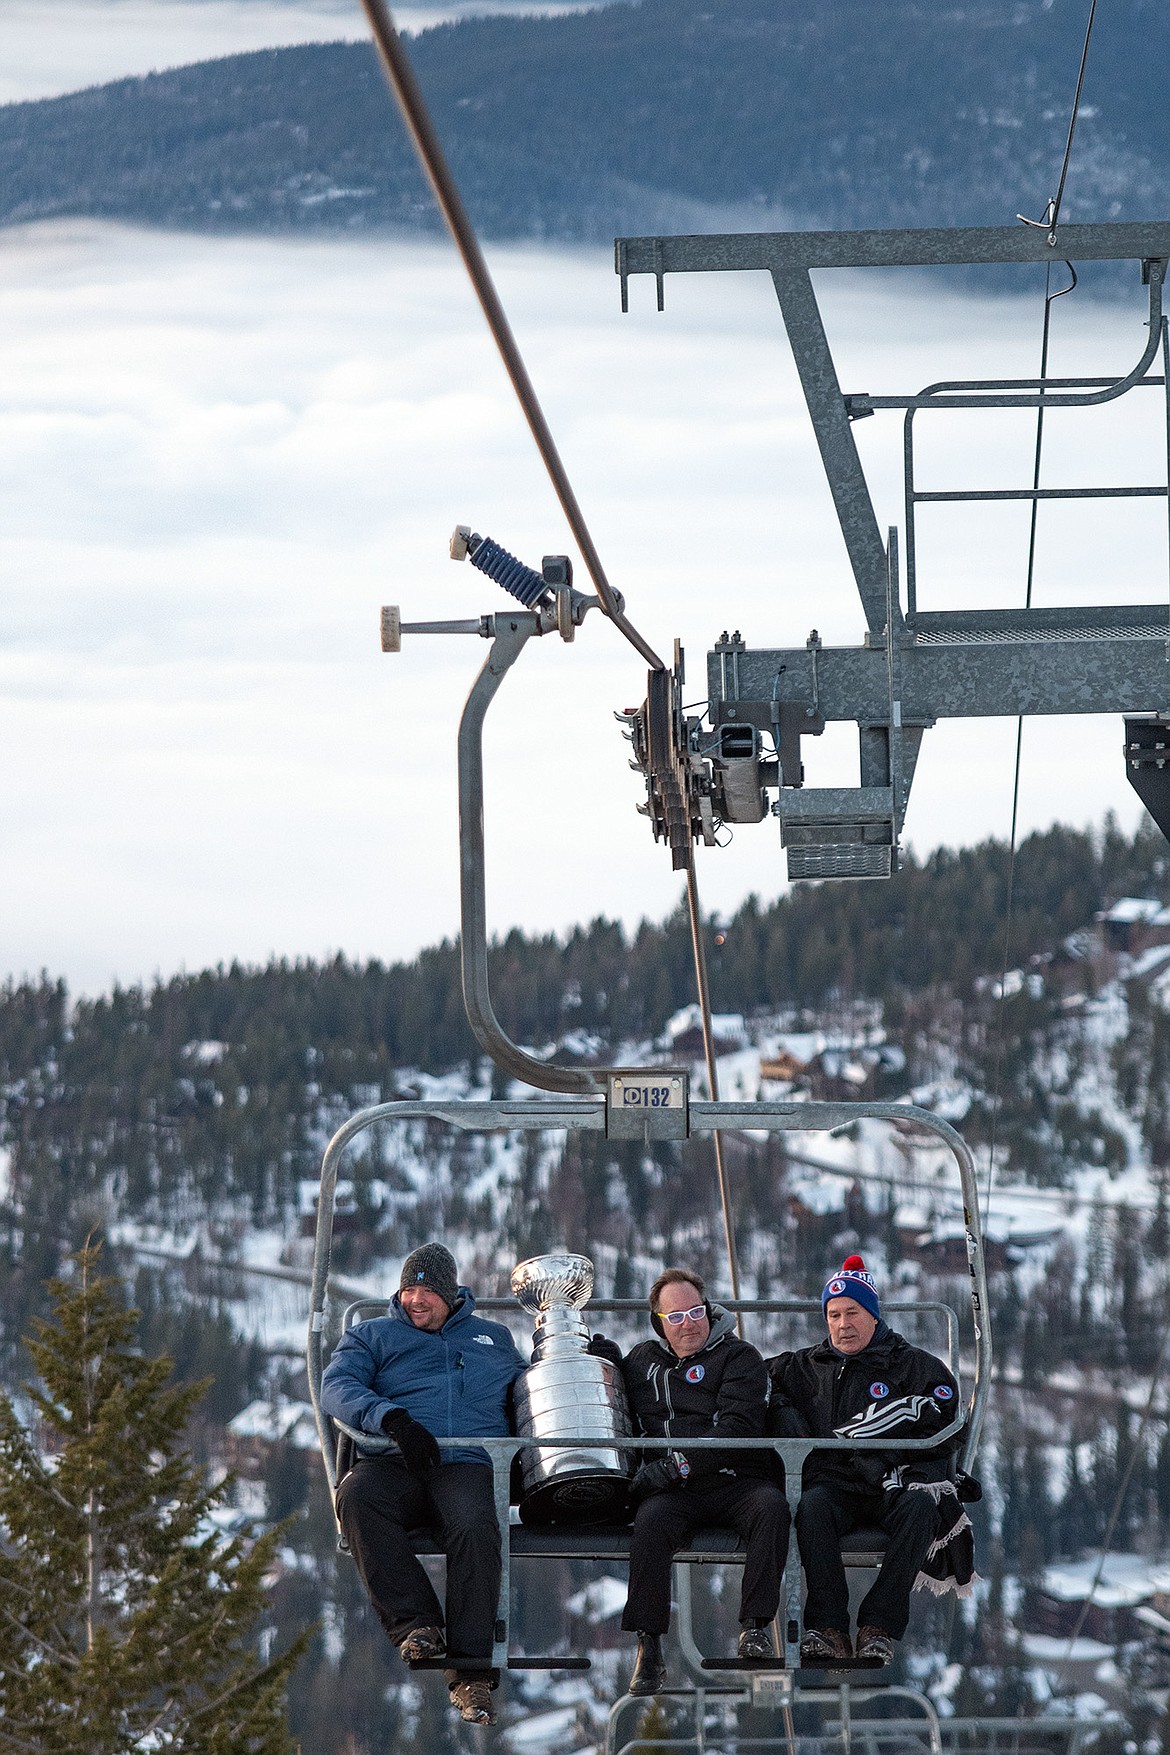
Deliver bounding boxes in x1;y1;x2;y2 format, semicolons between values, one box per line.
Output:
0;220;1161;990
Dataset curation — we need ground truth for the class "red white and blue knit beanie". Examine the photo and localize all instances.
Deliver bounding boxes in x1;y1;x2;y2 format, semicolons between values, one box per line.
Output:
822;1254;880;1321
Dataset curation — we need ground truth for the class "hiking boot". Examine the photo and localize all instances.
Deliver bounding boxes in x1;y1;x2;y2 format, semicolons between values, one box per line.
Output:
450;1679;496;1724
856;1626;896;1666
400;1624;445;1663
738;1622;775;1660
628;1632;667;1695
799;1627;852;1663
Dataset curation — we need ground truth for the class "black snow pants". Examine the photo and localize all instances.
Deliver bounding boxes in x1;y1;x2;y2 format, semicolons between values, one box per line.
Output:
336;1455;501;1684
621;1476;791;1635
796;1482;938;1640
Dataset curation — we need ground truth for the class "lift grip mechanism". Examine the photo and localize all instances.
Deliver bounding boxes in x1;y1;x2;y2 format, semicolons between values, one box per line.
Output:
381;527;607;651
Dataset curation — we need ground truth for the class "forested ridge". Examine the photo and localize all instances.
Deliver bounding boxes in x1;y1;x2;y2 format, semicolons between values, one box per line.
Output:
4;816;1170;1748
0;816;1162;1284
0;0;1167;242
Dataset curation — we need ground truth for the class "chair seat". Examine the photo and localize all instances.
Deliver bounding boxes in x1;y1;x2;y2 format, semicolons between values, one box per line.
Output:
409;1523;889;1565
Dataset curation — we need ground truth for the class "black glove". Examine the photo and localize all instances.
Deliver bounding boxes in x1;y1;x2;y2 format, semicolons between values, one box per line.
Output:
631;1455;684;1501
381;1409;441;1474
587;1333;623;1366
956;1469;983;1504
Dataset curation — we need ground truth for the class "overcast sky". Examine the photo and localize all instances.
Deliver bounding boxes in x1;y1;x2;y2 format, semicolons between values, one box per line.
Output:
0;7;1163;994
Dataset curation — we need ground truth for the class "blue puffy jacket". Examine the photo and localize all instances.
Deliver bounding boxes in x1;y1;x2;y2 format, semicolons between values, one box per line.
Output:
320;1288;528;1467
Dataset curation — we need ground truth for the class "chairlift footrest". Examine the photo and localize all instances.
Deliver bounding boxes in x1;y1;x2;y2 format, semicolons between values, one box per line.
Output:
406;1656;591;1671
798;1657;889;1674
506;1657;591;1670
700;1658;791;1671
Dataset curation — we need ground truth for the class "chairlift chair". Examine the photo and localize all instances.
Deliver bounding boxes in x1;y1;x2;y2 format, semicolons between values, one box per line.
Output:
305;1091;990;1687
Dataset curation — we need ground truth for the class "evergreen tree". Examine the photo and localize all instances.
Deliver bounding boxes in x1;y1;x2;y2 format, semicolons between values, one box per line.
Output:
0;1244;306;1753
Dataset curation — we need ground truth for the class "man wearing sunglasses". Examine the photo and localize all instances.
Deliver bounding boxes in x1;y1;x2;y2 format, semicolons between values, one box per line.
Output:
589;1267;789;1695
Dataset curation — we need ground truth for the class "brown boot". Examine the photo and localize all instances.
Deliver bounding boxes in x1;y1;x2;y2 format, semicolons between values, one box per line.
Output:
399;1624;445;1663
856;1626;896;1666
450;1679;496;1724
799;1627;852;1663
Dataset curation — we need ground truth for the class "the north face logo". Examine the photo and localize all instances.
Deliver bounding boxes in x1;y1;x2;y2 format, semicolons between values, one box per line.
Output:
473;1335;495;1346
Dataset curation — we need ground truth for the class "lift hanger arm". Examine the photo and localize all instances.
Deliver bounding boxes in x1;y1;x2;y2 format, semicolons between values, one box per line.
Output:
457;615;601;1094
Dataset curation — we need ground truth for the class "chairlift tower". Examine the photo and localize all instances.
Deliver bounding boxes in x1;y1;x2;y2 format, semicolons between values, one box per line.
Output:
616;224;1170;879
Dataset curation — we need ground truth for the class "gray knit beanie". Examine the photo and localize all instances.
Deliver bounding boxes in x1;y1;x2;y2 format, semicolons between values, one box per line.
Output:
400;1243;458;1311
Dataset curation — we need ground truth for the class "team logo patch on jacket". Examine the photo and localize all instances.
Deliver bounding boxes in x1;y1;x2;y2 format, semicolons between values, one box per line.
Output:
869;1381;889;1398
933;1383;953;1399
685;1363;706;1383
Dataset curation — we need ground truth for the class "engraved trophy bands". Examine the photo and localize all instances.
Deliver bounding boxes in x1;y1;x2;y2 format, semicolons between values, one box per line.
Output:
511;1253;633;1525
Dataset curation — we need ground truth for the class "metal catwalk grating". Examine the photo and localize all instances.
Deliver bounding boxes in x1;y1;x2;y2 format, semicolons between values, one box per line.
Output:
787;844;893;879
915;620;1170;646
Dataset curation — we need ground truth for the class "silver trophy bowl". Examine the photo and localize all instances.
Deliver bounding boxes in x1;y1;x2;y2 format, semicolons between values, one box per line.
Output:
510;1252;632;1525
512;1253;595;1315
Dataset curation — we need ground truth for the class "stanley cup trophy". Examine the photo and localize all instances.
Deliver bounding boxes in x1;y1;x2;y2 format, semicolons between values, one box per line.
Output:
511;1253;633;1526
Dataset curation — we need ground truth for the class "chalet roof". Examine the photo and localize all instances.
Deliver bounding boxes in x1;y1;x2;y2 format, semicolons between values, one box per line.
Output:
1040;1553;1158;1608
1099;897;1164;925
664;1003;746;1042
228;1398;319;1449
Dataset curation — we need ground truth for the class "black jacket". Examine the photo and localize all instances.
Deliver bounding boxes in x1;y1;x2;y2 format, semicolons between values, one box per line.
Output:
621;1305;772;1482
766;1322;962;1493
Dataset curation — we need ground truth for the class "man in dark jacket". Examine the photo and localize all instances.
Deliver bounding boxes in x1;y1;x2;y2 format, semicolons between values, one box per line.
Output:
768;1256;967;1666
591;1267;789;1695
320;1242;526;1726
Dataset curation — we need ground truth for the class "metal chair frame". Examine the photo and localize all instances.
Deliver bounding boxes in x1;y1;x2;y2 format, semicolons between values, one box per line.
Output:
306;1095;989;1675
604;1698;1101;1755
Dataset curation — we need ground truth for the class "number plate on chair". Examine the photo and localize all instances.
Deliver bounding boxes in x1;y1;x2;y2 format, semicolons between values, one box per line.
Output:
605;1070;689;1139
751;1673;794;1706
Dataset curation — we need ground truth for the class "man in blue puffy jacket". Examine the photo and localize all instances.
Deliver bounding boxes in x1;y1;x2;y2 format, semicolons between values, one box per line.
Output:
320;1242;526;1726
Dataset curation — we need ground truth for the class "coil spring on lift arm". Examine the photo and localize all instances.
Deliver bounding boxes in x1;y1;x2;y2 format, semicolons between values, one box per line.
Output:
466;533;549;608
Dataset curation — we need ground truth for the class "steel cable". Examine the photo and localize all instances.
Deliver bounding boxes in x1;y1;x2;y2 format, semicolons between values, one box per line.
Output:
984;264;1074;1223
985;0;1100;1224
685;858;744;1338
356;0;665;673
1050;0;1101;244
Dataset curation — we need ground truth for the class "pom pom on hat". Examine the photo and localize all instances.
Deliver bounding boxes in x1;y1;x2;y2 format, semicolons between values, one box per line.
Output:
822;1254;880;1321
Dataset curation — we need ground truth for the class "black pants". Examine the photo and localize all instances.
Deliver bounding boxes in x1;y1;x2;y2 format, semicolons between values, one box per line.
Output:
336;1457;501;1683
621;1475;791;1636
796;1483;938;1639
